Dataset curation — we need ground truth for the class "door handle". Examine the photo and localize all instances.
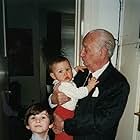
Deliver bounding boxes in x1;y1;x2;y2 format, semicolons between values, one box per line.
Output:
4;90;12;94
134;112;140;131
134;112;140;116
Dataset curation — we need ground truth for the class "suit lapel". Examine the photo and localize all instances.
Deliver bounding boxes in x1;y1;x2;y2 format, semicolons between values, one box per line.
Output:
97;63;115;97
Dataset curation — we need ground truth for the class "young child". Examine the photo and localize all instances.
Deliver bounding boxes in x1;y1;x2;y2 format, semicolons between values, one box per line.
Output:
48;56;99;140
24;103;53;140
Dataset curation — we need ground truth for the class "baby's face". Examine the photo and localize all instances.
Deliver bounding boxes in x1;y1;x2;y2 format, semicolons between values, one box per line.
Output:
26;111;50;134
51;60;73;82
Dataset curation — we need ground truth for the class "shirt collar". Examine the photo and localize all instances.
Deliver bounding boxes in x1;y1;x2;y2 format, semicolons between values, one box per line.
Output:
53;80;59;85
53;79;73;86
90;62;109;79
31;133;49;140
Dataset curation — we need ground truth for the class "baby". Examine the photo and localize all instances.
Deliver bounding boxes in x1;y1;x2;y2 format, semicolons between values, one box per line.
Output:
48;56;99;140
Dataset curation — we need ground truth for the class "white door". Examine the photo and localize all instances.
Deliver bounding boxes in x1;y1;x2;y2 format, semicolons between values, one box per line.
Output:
116;45;140;140
135;63;140;140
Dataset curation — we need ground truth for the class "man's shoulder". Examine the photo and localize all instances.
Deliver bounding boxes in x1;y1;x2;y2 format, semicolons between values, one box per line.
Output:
107;63;129;85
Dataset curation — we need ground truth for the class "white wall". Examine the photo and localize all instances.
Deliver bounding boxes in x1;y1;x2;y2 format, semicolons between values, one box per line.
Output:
82;0;120;66
82;0;140;139
116;0;140;139
82;0;137;139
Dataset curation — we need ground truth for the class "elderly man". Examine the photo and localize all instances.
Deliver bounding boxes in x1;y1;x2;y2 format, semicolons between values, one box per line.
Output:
49;29;130;140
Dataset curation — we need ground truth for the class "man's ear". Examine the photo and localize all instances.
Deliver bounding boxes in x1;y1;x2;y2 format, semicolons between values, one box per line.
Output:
50;73;56;80
100;47;108;57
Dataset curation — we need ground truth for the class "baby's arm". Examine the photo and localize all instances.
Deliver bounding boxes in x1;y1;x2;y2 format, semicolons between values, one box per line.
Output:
86;77;99;92
58;82;89;99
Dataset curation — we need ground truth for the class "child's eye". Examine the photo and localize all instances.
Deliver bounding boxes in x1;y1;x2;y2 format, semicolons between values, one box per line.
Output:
41;116;46;119
66;68;71;71
41;115;48;120
30;116;35;120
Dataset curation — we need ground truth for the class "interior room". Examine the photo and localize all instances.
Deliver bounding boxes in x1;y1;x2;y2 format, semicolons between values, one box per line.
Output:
1;0;140;140
0;0;77;139
6;0;76;107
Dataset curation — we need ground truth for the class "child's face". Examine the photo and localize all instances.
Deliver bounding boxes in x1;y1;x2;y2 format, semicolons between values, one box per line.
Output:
50;60;73;82
26;111;51;134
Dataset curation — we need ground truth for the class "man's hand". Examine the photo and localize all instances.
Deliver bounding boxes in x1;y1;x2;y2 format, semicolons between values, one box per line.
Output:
52;113;64;134
74;65;86;72
51;84;70;105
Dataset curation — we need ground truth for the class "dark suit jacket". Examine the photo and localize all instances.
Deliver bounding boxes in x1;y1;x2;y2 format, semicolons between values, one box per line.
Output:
64;62;130;140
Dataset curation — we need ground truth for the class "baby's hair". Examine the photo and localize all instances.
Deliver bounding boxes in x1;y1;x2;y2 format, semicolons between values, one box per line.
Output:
48;55;70;73
24;103;53;126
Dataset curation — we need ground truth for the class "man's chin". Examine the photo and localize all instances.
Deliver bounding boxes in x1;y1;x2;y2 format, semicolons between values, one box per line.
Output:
83;62;87;67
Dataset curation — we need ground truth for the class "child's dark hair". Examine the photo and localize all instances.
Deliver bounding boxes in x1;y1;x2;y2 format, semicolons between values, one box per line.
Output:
48;56;71;73
24;103;53;126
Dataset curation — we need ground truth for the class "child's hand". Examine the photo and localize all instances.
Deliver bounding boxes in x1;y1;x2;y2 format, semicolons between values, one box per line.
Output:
87;77;99;92
74;65;86;72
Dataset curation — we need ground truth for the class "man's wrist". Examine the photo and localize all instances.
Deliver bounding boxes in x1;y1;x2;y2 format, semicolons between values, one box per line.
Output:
51;93;57;104
62;121;64;132
48;94;57;108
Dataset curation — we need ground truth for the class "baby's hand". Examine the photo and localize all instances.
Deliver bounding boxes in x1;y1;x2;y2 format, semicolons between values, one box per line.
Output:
87;77;99;92
74;65;86;72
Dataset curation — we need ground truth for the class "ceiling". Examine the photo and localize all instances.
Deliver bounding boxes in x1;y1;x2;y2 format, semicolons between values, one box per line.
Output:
6;0;75;9
6;0;75;14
